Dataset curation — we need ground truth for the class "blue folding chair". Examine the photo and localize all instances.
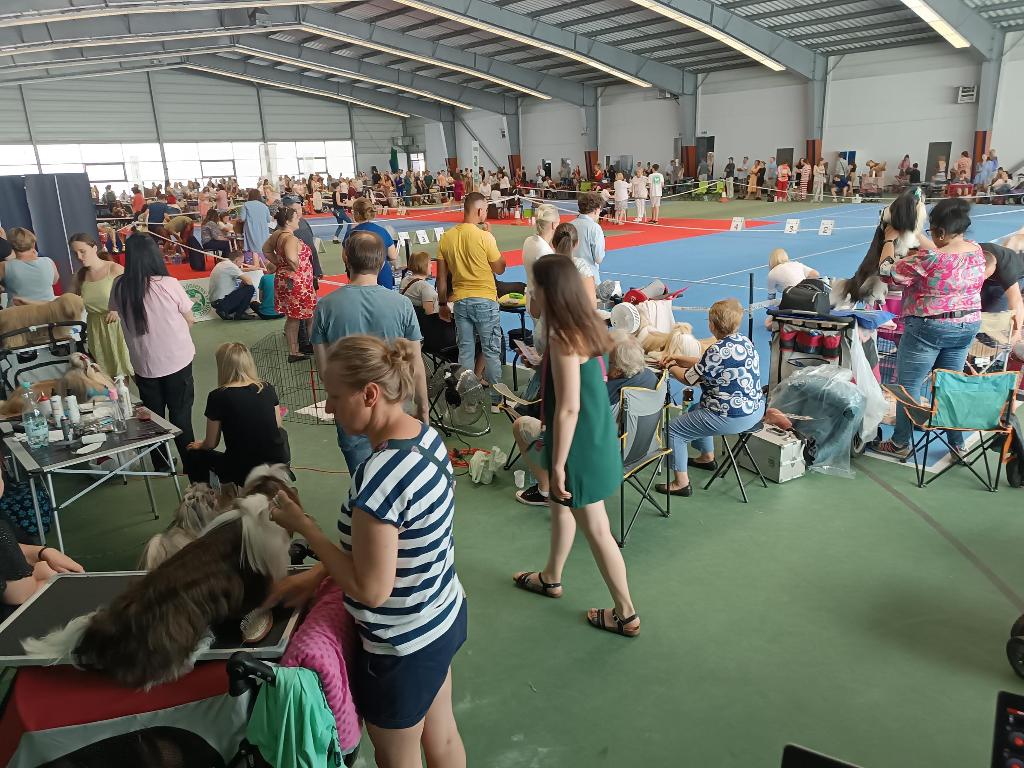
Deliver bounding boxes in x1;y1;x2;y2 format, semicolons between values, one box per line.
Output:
897;369;1020;490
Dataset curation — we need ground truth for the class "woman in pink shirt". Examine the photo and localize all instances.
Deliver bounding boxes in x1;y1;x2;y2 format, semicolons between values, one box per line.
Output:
109;233;196;468
870;197;994;460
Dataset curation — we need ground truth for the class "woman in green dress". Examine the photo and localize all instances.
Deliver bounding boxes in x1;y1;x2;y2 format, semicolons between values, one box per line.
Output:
512;256;640;638
69;233;133;378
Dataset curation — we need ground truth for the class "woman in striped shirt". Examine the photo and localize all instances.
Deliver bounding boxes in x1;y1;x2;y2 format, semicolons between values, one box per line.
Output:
267;334;466;767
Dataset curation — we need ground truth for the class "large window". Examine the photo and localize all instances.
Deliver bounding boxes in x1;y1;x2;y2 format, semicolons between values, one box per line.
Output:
0;145;39;176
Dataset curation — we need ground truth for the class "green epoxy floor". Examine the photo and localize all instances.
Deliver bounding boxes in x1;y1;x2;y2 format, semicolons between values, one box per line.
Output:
29;199;1024;767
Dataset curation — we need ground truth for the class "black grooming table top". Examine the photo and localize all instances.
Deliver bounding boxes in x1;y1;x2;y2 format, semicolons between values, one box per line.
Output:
0;573;301;666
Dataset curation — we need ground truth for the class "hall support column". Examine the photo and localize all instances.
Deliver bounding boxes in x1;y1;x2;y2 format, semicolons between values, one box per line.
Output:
441;118;458;173
805;64;827;167
505;101;522;179
677;72;697;177
582;99;599;181
974;32;1005;165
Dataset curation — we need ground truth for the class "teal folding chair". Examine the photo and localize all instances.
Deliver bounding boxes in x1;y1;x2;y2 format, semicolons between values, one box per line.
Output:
899;369;1020;490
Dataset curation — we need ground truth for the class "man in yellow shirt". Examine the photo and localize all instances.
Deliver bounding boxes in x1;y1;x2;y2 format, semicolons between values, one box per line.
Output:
437;192;507;398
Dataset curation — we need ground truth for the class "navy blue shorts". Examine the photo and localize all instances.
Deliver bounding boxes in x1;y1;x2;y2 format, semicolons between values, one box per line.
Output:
352;599;468;730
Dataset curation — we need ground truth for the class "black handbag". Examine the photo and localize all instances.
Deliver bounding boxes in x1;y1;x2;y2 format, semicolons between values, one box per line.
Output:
778;278;832;316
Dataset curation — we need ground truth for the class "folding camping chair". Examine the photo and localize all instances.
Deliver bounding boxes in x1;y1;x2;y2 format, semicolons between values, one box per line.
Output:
687;180;709;200
615;372;673;547
897;369;1020;490
966;311;1015;374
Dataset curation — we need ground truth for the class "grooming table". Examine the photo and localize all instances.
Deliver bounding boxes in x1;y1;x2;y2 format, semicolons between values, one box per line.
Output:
0;572;302;667
1;413;184;551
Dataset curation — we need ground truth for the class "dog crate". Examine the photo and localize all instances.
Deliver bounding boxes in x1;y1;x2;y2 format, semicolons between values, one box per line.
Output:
249;332;333;426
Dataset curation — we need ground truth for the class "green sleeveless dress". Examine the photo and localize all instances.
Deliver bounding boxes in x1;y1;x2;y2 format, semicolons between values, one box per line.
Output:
540;356;622;507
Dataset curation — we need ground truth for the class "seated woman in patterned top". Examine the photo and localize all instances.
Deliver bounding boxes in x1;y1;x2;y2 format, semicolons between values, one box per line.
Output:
657;299;765;497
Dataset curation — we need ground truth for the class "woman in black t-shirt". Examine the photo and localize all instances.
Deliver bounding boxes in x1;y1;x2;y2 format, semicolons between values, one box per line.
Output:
185;342;290;487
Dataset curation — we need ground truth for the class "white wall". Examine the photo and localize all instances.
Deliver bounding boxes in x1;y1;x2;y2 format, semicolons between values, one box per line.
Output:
992;32;1024;172
599;85;679;168
698;69;807;164
454;110;510;170
421;120;448;170
520;99;586;175
824;43;980;173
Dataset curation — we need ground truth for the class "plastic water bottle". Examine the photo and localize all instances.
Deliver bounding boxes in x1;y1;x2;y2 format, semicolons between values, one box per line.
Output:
20;383;49;450
107;388;128;433
114;375;133;421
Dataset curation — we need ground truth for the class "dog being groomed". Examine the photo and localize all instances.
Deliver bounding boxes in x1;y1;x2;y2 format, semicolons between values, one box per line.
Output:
22;465;296;689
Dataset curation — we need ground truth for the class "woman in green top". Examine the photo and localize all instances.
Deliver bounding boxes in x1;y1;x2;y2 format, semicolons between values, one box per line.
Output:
512;256;640;637
69;233;133;378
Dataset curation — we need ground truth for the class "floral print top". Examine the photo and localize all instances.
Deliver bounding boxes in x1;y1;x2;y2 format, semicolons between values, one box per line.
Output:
684;334;765;418
891;243;985;323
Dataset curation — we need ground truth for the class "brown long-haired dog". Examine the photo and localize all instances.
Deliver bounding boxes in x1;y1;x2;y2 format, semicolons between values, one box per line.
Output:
23;465;295;689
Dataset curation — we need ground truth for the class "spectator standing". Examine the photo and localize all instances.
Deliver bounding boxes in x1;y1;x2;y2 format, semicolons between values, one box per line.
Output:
68;233;132;378
311;231;428;473
436;193;506;403
331;182;353;243
737;157;750;198
612;173;629;225
765;157;777;201
648;164;665;224
346;197;398;289
239;188;272;266
269;207;316;362
812;159;826;202
798;158;811;200
573;191;606;283
724;157;736;199
630;169;649;222
109;234;196;466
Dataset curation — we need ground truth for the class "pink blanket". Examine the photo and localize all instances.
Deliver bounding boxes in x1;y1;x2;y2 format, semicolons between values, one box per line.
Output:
280;580;362;750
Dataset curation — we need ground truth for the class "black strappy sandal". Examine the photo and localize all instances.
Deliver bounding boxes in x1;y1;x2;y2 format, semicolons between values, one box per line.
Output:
586;608;640;638
513;571;562;598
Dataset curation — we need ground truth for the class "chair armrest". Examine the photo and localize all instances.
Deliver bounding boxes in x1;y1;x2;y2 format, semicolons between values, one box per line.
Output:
493;383;539;405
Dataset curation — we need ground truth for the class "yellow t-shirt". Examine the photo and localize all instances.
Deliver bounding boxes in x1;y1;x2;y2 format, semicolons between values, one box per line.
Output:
439;223;502;302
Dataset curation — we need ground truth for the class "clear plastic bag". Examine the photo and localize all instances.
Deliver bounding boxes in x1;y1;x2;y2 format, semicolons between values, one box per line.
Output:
768;366;866;478
849;327;887;442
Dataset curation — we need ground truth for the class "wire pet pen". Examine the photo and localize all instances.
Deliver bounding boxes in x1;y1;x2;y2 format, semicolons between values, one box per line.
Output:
250;331;333;426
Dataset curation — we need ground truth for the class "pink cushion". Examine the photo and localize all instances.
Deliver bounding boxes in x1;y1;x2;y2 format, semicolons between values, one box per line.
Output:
280;581;362;750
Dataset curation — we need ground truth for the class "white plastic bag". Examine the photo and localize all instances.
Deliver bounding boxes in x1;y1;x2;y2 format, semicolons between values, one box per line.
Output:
638;299;674;334
849;328;886;441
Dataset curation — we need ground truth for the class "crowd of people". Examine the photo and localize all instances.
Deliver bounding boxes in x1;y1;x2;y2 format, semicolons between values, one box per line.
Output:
4;141;1024;766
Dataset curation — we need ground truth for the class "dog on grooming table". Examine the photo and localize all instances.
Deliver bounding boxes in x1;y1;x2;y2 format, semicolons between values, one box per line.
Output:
831;186;927;308
23;465;295;689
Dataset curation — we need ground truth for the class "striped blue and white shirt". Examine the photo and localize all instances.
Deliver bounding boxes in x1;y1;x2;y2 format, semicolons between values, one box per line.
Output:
338;424;464;656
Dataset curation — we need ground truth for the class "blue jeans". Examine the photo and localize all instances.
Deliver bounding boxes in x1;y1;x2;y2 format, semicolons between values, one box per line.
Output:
892;315;981;447
336;424;372;475
332;207;352;239
454;298;503;398
667;404;764;473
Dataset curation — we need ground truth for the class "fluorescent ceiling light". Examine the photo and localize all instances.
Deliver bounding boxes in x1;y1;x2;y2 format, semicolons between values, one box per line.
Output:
0;46;233;76
388;0;652;88
234;45;473;109
0;25;298;57
626;0;785;72
184;63;409;117
899;0;970;48
0;1;323;29
301;23;551;100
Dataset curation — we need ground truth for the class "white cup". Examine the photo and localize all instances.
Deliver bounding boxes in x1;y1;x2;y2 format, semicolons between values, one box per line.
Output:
513;470;526;489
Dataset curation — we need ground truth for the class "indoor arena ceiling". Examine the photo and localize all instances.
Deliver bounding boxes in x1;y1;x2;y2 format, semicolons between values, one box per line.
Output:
0;0;1016;119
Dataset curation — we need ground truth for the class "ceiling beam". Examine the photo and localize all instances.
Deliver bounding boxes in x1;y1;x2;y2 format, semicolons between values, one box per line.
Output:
186;54;453;120
0;60;182;87
904;0;1004;59
234;36;519;114
0;0;321;28
290;5;596;105
620;0;826;79
383;0;695;92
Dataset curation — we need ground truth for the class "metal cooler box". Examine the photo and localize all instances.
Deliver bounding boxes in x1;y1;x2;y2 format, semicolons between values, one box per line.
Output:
738;425;806;483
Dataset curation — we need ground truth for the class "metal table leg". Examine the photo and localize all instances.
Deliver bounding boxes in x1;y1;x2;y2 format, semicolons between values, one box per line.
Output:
28;475;46;546
44;473;64;552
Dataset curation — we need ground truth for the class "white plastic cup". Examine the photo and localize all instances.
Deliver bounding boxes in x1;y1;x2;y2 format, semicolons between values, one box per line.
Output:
513;470;526;489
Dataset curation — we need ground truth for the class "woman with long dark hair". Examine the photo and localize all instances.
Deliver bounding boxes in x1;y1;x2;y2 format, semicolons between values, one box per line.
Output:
511;256;640;638
109;233;196;464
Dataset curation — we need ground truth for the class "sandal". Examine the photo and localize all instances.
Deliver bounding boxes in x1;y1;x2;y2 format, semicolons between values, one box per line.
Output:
513;571;562;598
586;608;640;638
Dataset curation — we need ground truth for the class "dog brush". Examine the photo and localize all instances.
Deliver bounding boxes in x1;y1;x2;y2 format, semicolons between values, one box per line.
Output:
240;608;273;644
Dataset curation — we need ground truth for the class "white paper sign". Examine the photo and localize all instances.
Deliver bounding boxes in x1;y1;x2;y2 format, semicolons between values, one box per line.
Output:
730;216;745;231
397;231;410;242
433;226;445;241
818;219;834;236
396;206;407;216
784;218;800;234
414;229;430;245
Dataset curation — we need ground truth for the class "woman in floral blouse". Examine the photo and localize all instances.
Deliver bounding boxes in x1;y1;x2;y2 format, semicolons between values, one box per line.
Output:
870;197;995;459
657;298;765;497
